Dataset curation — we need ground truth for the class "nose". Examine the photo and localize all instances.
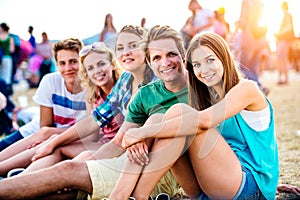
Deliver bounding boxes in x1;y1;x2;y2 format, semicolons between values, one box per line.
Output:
65;62;73;70
200;64;210;75
194;64;208;75
95;65;104;73
122;46;132;56
161;56;171;67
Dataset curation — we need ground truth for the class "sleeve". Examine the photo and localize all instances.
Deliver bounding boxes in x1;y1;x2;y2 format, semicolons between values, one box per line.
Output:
32;74;54;107
125;89;148;124
92;72;132;128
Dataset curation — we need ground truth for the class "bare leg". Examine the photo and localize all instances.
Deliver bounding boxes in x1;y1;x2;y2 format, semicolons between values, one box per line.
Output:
0;160;92;199
0;127;65;162
109;114;164;199
132;136;188;200
24;148;64;173
0;146;37;176
25;141;101;173
0;134;75;176
169;151;201;199
109;158;144;200
187;128;242;199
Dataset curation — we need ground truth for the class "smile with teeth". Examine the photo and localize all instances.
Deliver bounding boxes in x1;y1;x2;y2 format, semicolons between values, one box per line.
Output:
202;73;215;81
95;74;105;81
123;58;134;63
160;67;175;74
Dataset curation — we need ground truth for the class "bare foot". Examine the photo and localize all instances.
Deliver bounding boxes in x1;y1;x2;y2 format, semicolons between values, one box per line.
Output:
276;184;300;195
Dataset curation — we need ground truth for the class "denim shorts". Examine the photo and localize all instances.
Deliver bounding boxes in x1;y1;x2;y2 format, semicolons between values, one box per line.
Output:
198;168;264;200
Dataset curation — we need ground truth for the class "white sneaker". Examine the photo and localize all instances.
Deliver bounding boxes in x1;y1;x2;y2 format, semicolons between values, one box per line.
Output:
155;193;170;200
7;168;25;177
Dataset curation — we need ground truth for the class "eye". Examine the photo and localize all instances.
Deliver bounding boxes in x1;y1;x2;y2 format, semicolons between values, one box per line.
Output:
71;60;78;64
193;62;201;68
168;52;178;57
152;55;161;62
207;58;215;63
58;61;66;66
116;46;124;51
87;65;93;71
97;61;107;67
129;43;137;49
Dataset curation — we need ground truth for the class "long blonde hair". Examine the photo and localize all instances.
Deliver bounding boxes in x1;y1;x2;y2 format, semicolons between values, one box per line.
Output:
79;42;122;104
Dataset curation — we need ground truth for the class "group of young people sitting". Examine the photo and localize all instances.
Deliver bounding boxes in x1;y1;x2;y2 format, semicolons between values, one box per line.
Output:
0;24;299;200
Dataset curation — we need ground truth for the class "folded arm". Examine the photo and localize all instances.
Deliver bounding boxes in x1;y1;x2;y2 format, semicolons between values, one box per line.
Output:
123;80;266;147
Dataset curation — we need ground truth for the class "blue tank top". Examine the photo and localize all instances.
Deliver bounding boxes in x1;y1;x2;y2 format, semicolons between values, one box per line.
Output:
216;99;279;199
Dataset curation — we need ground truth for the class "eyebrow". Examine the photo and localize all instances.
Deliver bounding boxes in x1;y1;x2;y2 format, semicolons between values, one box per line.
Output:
117;41;137;47
205;54;215;59
193;54;214;63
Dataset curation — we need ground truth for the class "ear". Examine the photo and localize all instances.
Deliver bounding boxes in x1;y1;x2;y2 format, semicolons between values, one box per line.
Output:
145;57;151;67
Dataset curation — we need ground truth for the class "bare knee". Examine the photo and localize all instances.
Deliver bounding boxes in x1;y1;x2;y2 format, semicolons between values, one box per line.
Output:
55;160;82;174
38;127;55;140
55;160;92;192
144;113;164;125
165;103;195;120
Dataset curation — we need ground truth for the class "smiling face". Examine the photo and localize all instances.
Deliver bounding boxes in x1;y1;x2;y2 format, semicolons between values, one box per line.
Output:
56;49;81;91
115;32;146;73
83;51;115;91
191;45;224;89
148;38;185;84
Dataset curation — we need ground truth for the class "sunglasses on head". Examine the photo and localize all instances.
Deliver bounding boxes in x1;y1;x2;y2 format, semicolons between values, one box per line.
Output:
79;42;107;57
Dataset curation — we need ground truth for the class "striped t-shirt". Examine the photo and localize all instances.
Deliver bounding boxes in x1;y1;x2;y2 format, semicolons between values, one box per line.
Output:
33;72;87;128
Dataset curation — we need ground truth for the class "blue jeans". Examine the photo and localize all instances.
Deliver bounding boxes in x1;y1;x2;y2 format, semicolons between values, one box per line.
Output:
0;130;23;151
198;168;265;200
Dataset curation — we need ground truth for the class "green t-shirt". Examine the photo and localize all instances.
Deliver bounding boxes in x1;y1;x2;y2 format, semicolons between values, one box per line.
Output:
126;79;188;124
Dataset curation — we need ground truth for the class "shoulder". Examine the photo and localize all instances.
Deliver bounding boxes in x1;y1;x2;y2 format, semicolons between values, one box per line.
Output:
237;79;259;90
229;79;262;100
234;79;267;110
114;71;132;89
41;72;61;82
119;71;132;80
39;72;63;88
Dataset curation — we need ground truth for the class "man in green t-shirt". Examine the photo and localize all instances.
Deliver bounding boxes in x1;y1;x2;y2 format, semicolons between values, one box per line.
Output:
108;25;200;199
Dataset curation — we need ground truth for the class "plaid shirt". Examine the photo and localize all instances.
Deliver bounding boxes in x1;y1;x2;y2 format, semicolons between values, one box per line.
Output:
92;71;133;128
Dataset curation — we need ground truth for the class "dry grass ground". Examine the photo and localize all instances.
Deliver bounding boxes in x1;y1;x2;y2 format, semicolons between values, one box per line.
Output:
261;70;300;200
4;69;300;199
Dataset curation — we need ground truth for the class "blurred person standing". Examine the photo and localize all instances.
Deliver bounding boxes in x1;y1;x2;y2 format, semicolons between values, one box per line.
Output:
8;33;21;85
237;0;270;95
36;32;53;84
141;17;146;28
180;0;214;48
140;17;147;30
275;1;294;85
213;7;230;40
28;26;36;58
99;13;117;50
0;23;15;95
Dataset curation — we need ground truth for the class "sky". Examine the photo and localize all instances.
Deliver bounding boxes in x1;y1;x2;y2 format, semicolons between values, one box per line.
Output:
1;0;299;50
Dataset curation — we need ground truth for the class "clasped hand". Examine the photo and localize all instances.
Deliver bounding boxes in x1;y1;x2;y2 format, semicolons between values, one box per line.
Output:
122;128;151;166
